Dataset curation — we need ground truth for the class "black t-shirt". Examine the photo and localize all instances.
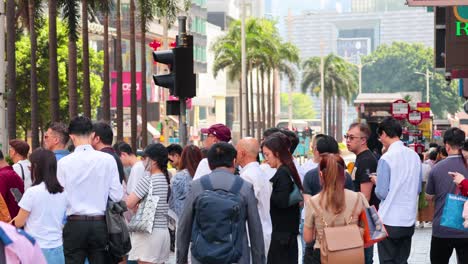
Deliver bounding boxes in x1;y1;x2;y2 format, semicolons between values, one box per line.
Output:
352;149;379;207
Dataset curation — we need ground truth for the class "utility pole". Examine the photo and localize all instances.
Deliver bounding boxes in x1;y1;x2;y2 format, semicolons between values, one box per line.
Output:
178;16;188;146
241;0;248;137
287;9;293;130
0;1;7;153
415;69;432;103
426;68;430;103
320;41;325;134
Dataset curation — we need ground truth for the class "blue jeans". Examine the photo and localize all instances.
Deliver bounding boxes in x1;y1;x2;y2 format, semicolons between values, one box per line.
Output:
42;245;65;264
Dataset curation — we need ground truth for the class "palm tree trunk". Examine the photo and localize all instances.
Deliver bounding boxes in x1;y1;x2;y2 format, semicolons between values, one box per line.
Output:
141;16;148;147
102;10;110;122
6;0;16;139
68;38;78;118
266;70;271;129
256;68;261;141
249;68;254;137
48;0;59;122
29;0;39;149
239;78;243;137
82;0;91;117
130;0;137;151
261;70;266;135
337;97;343;142
116;0;124;141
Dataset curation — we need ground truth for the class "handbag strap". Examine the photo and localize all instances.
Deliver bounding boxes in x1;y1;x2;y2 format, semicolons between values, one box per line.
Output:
147;176;154;198
346;193;362;225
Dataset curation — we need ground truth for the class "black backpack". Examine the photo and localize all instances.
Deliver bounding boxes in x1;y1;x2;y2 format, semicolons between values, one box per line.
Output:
191;175;245;264
106;200;132;258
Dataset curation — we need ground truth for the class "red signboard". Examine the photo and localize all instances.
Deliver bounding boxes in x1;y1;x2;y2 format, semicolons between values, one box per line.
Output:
408;110;423;125
111;72;142;107
391;99;409;120
407;0;468;6
416;102;431;119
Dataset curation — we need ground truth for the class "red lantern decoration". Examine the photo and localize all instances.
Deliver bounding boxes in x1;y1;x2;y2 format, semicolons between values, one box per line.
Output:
149;40;161;51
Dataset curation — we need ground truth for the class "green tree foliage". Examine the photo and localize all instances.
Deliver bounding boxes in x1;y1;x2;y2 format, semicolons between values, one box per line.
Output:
361;42;462;118
15;19;103;137
280;92;316;119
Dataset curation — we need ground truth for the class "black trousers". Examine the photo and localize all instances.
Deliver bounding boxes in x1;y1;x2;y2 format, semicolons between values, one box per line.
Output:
430;236;468;264
63;219;110;264
267;232;298;264
377;225;415;264
303;245;320;264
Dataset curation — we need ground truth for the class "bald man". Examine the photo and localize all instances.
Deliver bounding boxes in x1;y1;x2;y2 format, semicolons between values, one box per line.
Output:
236;138;272;254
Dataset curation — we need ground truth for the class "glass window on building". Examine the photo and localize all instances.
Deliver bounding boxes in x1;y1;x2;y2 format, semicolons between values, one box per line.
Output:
199;107;207;120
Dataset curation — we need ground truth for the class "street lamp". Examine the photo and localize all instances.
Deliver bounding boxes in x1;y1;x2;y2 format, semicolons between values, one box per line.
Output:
414;69;432;103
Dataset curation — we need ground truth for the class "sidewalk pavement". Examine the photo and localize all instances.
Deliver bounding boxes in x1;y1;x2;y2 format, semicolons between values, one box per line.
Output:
166;227;457;264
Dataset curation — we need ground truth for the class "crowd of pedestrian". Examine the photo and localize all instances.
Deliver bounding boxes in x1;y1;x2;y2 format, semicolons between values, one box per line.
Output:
0;116;466;264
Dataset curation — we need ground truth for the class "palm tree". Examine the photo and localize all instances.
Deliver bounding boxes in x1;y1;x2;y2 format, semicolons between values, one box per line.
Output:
81;0;91;117
130;0;137;151
49;0;60;122
116;0;123;141
138;0;157;148
61;0;80;118
6;0;16;139
96;0;112;122
29;0;40;148
302;54;358;137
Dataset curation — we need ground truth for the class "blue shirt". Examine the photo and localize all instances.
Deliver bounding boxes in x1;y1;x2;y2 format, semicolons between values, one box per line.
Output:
54;149;70;161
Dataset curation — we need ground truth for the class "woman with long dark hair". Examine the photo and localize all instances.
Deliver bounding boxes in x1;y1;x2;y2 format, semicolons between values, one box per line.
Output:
126;143;171;264
262;132;303;264
303;154;368;263
14;148;67;264
169;145;203;219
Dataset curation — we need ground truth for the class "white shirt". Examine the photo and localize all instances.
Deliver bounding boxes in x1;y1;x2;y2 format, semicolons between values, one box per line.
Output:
193;158;211;180
57;144;123;216
18;182;67;248
13;160;32;190
301;159;318;174
240;161;272;254
126;161;146;195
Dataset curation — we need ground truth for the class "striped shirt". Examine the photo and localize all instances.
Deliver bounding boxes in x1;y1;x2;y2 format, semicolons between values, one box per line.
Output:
134;173;169;229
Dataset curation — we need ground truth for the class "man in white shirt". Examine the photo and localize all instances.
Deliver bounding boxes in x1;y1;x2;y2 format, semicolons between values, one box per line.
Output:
9;139;32;190
193;124;232;180
373;117;422;264
236;137;272;254
58;116;123;263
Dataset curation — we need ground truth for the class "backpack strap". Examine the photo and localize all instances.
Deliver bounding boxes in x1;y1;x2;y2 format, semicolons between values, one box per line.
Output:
309;198;329;228
346;193;362;225
229;177;243;194
18;163;25;181
200;176;214;191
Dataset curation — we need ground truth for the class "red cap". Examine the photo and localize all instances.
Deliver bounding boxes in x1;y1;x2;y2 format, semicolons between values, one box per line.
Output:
201;124;231;142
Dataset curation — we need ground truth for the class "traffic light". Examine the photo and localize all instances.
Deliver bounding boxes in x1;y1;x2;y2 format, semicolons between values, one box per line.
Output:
152;36;196;99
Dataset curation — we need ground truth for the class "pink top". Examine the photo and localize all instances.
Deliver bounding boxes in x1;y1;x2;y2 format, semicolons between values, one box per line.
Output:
0;222;46;264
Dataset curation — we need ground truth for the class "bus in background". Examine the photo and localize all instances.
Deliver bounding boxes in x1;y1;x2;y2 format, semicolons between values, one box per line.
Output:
276;119;321;134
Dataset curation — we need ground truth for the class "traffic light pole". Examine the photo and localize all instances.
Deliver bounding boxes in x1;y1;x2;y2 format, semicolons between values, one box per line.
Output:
178;16;188;146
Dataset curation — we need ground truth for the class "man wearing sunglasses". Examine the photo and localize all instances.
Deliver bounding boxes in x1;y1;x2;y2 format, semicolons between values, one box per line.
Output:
345;122;379;264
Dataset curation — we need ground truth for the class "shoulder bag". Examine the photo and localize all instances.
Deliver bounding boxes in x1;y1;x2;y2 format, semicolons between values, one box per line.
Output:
128;178;160;234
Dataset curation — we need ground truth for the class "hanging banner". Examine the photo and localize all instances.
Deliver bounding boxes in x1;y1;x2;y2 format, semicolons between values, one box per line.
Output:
417;102;431;119
391;99;409;120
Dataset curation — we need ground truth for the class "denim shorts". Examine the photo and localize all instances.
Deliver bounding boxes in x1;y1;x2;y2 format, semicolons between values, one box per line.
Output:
42;245;65;264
